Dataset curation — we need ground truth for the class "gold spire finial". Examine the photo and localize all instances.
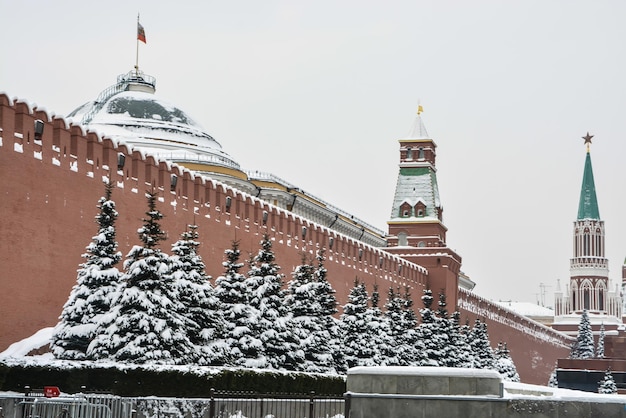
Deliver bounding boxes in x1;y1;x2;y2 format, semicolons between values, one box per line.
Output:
582;132;594;153
417;104;424;115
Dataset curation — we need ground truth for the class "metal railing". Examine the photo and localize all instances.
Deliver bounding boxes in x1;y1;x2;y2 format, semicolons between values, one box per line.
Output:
207;390;344;418
4;390;345;418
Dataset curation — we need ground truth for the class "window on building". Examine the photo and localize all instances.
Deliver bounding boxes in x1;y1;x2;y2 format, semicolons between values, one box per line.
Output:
398;232;408;247
581;280;593;310
418;147;424;159
599;290;605;311
583;289;590;310
406;147;412;160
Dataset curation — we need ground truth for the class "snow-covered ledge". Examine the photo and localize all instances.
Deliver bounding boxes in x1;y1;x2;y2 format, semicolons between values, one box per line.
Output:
347;366;503;397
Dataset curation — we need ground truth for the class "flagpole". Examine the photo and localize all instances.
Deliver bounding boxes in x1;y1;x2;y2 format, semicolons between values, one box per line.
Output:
135;13;140;74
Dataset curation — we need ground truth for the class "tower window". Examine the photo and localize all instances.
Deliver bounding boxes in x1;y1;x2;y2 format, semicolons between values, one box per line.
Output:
414;201;426;218
599;290;605;311
418;147;425;159
406;147;413;160
398;232;408;246
400;202;412;218
583;289;590;310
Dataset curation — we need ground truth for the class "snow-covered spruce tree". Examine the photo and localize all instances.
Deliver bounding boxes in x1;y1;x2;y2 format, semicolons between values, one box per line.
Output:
51;181;122;360
597;323;605;358
384;286;423;366
598;369;617;394
246;234;299;370
417;289;446;366
214;240;261;367
494;342;520;382
314;249;344;373
401;286;427;366
571;309;595;359
168;225;227;365
469;319;496;370
368;282;395;366
88;191;196;364
285;253;335;373
340;279;378;369
435;290;459;368
449;311;474;368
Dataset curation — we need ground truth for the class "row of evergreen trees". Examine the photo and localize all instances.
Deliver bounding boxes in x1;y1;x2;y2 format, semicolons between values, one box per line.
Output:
51;184;518;381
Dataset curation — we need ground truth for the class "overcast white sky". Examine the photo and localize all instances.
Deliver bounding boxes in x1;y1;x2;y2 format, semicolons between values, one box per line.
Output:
3;0;626;306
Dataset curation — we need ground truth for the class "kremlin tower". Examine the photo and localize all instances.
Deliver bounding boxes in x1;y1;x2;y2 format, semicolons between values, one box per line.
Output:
383;107;462;305
553;133;623;335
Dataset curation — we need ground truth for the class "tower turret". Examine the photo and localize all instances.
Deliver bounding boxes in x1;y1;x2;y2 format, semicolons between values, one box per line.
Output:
384;107;461;305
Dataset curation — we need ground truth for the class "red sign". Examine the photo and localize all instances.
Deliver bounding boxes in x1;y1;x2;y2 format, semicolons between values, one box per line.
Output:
44;386;60;398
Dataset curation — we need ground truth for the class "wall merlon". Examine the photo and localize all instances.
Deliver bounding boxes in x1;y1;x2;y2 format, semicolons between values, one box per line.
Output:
33;108;51;123
69;123;85;137
0;94;11;106
52;116;68;130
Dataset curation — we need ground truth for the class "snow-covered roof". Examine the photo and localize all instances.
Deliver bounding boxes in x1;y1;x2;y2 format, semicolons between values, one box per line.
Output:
403;113;429;140
390;167;441;220
67;72;240;171
494;301;554;317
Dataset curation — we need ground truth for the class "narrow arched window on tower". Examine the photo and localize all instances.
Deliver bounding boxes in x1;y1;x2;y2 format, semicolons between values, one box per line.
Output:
406;147;412;160
599;288;605;311
583;229;590;256
398;232;408;246
583;288;591;310
418;147;425;159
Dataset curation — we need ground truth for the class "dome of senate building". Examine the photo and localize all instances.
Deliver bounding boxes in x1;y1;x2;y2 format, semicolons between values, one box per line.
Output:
67;70;240;171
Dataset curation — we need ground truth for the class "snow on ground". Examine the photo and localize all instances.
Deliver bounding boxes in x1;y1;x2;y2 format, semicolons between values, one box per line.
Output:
0;327;54;358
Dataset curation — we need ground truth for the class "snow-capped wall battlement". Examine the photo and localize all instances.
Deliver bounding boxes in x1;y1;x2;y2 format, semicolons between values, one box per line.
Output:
459;288;572;348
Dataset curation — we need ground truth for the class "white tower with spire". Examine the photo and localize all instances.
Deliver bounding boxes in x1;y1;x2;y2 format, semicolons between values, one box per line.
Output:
553;134;622;335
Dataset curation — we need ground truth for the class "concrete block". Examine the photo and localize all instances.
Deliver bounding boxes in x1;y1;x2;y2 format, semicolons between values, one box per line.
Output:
397;374;424;395
475;377;502;396
370;373;397;394
422;399;458;417
346;373;371;393
422;375;449;395
449;374;476;395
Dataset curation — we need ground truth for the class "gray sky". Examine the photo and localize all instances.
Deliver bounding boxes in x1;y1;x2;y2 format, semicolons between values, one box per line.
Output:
3;0;626;306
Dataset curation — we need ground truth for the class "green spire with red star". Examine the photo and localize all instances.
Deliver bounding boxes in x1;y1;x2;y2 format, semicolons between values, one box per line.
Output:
577;132;600;220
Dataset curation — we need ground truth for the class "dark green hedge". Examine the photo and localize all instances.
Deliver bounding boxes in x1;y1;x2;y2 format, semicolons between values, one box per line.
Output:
0;362;346;397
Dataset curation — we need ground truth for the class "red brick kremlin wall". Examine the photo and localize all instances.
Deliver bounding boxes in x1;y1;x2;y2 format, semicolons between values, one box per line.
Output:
0;95;571;385
0;95;427;353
